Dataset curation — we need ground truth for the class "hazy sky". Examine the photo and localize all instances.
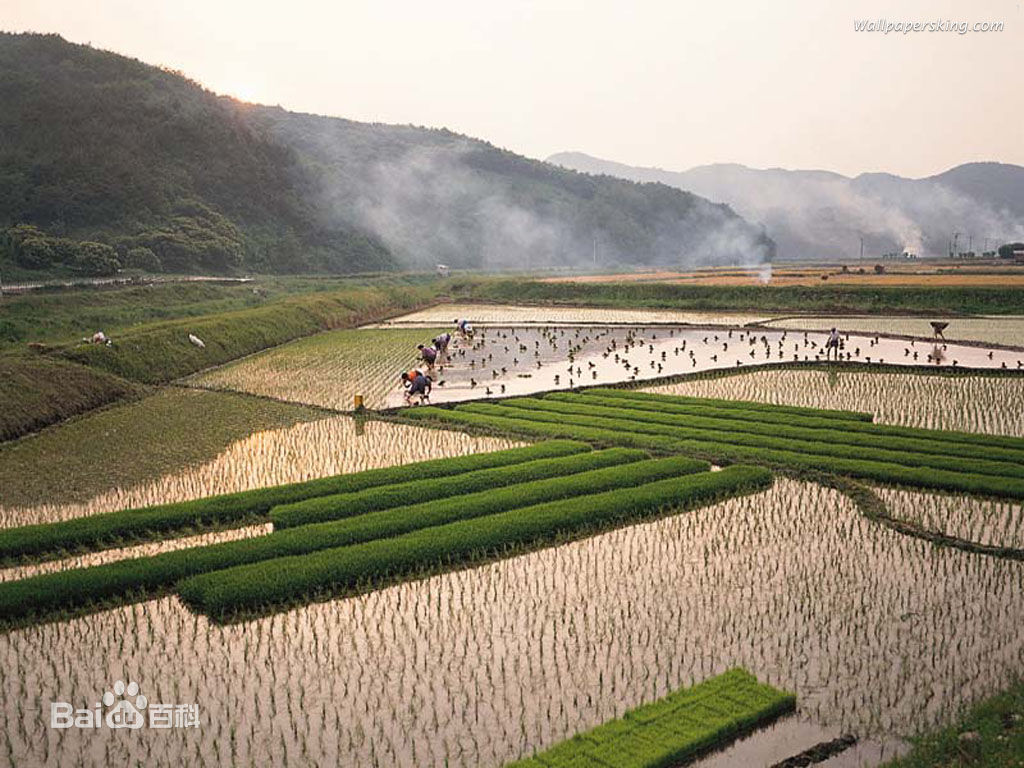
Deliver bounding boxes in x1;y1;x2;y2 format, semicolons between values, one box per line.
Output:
6;0;1022;177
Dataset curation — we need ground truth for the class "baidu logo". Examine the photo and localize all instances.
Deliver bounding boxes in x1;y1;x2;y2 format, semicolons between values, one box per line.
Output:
50;680;199;730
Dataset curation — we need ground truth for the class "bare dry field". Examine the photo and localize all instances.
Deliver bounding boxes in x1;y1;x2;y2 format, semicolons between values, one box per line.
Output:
542;265;1024;287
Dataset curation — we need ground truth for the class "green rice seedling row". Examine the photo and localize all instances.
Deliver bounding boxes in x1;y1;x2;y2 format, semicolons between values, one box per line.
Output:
270;446;644;529
512;395;1024;464
0;441;587;563
0;452;698;625
458;403;1024;481
177;464;772;619
507;668;795;768
575;389;1024;451
642;369;1024;436
402;402;1024;499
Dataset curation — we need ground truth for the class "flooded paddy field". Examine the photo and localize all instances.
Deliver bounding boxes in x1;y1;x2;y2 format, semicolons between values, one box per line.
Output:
1;478;1020;766
877;487;1024;550
765;315;1024;349
187;328;444;411
4;301;1023;767
180;319;1022;413
642;369;1024;435
382;324;1018;408
0;417;524;529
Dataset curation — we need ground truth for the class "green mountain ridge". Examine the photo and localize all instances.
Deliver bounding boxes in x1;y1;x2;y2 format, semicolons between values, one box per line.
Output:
0;32;774;276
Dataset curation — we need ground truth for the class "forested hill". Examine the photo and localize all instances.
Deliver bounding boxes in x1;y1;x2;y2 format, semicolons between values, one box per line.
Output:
0;33;774;277
0;33;392;275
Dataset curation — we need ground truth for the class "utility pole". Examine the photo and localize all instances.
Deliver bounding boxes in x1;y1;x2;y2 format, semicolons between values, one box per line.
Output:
859;236;864;262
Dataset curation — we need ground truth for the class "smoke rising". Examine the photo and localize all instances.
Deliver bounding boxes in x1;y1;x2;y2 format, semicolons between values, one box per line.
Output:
254;111;777;273
549;153;1024;260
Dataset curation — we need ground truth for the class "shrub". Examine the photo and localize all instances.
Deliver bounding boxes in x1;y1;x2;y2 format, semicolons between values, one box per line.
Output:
177;465;773;619
0;440;589;563
125;246;161;272
71;242;120;276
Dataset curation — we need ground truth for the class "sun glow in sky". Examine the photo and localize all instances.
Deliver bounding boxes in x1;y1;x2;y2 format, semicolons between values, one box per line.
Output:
5;0;1023;177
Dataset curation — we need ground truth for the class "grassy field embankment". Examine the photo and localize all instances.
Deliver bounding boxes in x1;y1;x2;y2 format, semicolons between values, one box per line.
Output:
0;277;441;441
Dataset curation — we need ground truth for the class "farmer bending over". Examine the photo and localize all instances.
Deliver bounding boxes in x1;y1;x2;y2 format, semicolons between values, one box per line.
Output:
454;318;474;339
417;344;438;372
404;371;432;405
401;368;425;388
433;332;452;363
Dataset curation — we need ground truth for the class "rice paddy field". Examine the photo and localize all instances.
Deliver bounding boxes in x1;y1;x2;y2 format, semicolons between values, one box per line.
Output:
187;317;1023;413
764;315;1024;348
1;476;1021;766
641;370;1024;436
187;328;445;410
2;297;1024;767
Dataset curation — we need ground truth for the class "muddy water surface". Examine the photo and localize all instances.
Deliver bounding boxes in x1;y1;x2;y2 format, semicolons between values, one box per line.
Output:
2;479;1021;767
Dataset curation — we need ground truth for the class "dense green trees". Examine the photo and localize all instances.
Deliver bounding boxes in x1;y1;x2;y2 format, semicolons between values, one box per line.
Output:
1;32;775;277
0;33;393;276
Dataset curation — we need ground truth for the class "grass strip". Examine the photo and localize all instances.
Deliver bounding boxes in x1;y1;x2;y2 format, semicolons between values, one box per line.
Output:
506;667;796;768
585;391;1024;450
0;440;589;563
466;401;1023;480
177;465;773;620
551;391;1024;454
585;387;873;422
882;678;1024;767
530;395;1024;465
402;407;1024;500
271;447;641;529
0;448;677;627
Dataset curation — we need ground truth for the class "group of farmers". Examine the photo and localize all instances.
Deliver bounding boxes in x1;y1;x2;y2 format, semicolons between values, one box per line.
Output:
401;319;474;405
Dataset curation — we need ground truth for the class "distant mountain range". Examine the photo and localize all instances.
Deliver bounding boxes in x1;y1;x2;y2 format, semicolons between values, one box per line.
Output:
548;152;1024;261
0;33;773;277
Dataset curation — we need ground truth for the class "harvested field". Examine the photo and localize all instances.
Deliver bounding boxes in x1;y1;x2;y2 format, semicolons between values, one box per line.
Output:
542;268;1024;288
